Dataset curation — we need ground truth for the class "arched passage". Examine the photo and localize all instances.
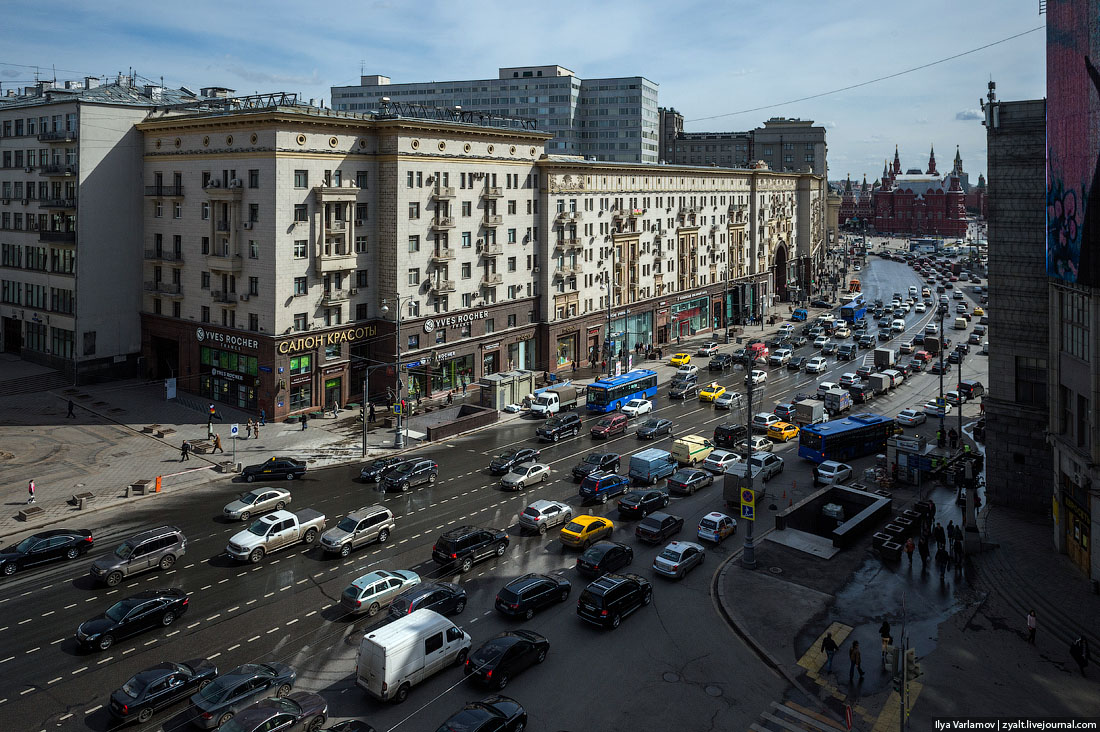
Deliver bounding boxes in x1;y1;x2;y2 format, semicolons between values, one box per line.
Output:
774;243;790;302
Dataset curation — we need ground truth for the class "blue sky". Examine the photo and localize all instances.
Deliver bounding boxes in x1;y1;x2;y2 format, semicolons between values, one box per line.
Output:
0;0;1045;180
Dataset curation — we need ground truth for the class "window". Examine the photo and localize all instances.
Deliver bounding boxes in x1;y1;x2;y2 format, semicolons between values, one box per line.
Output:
293;240;307;259
290;354;312;374
354;235;368;253
1015;356;1046;408
293;277;308;296
485;318;495;334
507;200;516;214
462;293;472;307
294;205;308;222
172;301;180;318
507;257;517;272
325;343;341;359
408;235;420;253
248;169;259;188
462;232;472;248
461;201;472;217
154;201;163;218
1060;289;1090;361
173;202;182;218
356;269;368;287
249;240;259;259
460;323;471;337
461;263;471;279
248;313;259;331
294;170;308;188
356;303;368;320
201;272;211;289
293;313;308;331
407;334;420;349
507;228;517;243
201;236;210;255
356;171;368;189
406;171;414;188
201;306;210;323
248;277;259;296
508;314;517;328
248;204;259;222
355;203;368;221
409;202;420;219
201;202;209;220
408;268;420;286
435;329;447;344
1077;394;1091;449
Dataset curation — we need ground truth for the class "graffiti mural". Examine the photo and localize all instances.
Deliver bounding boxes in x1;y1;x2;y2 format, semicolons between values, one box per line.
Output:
1047;0;1100;285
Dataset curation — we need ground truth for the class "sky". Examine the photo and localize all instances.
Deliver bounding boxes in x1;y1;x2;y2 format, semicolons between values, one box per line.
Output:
0;0;1046;181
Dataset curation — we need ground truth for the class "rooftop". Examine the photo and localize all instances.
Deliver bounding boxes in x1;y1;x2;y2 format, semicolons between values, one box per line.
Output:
0;75;201;110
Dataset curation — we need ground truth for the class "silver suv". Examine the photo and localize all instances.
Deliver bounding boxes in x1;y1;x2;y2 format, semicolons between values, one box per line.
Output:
90;526;186;587
320;505;395;557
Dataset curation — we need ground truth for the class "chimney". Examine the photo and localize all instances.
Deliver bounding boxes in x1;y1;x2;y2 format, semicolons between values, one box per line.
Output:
143;84;163;101
84;76;101;89
64;80;84;90
116;73;132;87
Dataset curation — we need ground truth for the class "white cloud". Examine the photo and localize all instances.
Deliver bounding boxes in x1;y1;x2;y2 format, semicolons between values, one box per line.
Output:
955;109;982;121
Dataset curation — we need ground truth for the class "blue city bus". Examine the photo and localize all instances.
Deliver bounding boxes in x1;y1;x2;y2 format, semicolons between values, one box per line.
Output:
798;413;895;463
585;369;659;413
839;292;866;323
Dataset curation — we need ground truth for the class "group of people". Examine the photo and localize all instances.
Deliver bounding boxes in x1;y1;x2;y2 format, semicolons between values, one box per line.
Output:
900;514;967;582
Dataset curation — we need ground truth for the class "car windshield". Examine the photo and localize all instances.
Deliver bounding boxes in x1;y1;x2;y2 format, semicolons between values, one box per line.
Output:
583;454;603;465
105;600;132;623
597;418;614;427
626;400;643;408
671;470;694;482
215;720;248;732
120;676;145;699
393;463;415;475
337;517;358;532
700;519;718;530
239;492;259;505
563;521;584;533
114;541;136;560
247;519;271;537
196;676;232;704
495;451;519;461
580;545;608;562
658;548;682;562
641;419;660;428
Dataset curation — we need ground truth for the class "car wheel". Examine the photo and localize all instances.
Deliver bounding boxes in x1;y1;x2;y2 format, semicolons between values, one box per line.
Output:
552;433;559;443
65;547;79;561
400;482;410;493
276;684;292;698
538;524;547;535
159;554;176;570
275;501;286;511
514;720;527;732
239;511;251;522
218;712;235;727
377;529;390;544
307;716;326;732
340;543;352;557
367;602;381;617
454;599;466;614
610;614;621;629
524;608;535;620
137;706;154;723
573;428;579;438
286;473;295;481
246;474;255;483
496;674;509;690
560;589;570;603
1;563;15;576
454;648;468;667
495;542;507;557
97;635;114;651
599;493;608;504
105;571;123;587
303;529;318;544
395;683;411;703
460;557;473;573
536;647;547;664
161;611;176;626
249;548;265;563
197;678;212;691
429;473;437;484
642;590;653;605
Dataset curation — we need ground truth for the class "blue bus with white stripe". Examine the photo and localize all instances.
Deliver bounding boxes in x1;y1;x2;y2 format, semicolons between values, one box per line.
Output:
839;292;866;322
798;413;895;463
585;369;659;413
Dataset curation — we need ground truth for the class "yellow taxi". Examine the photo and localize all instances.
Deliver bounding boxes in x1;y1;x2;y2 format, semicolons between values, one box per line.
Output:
559;515;615;549
973;306;985;316
699;382;726;402
767;421;800;442
669;353;691;367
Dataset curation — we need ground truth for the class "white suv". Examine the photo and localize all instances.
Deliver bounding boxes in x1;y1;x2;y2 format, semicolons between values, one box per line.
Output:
805;356;828;374
839;373;861;388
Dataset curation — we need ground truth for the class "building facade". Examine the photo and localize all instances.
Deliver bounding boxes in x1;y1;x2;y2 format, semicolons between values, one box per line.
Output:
837;175;874;231
869;146;967;237
332;66;660;164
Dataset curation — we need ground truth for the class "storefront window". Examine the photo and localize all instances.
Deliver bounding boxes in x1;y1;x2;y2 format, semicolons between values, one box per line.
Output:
289;383;310;411
507;338;535;371
670;297;709;340
430;354;474;394
290;355;312;375
199;347;259;409
556;334;577;366
608;312;654;358
483;350;500;376
325;344;341;360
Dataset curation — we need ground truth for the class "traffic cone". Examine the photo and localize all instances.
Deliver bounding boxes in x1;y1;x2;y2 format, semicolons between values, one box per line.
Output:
789;497;794;507
782;490;787;502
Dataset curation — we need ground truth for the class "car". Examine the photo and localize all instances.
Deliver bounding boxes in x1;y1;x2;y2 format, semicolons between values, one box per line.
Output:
669;353;691;367
669;378;698;400
969;332;983;345
923;400;953;417
665;467;713;495
896;408;927;427
699;382;727;401
839;373;862;388
805;356;828;374
788;356;808;371
590;413;629;438
956;303;969;313
973;324;987;335
340;569;421;616
925;323;939;335
816;381;840;399
518;499;574;534
571;452;620;481
834;326;852;338
813;461;853;486
907;358;925;373
536;412;582;441
955;341;971;354
577;573;653;629
620;398;653;417
749;452;784;481
0;528;94;577
575;541;634;577
713;422;748;448
559;515;614;549
858;334;878;348
579;471;631;503
109;658;219;725
358;456;406;483
790;334;809;347
697;512;737;543
773;403;797;421
500;462;551;491
930;361;952;374
637;418;674;439
953;290;964;299
768;349;793;367
736;434;773;453
856;364;875;379
766;336;790;351
767;422;799;442
388;581;467;619
241;457;306;483
813;335;829;349
216;693;327;732
676;364;700;378
464;631;550;691
432;526;509;573
708;353;735;371
188;662;297;730
746;369;767;386
752;412;781;431
912;332;925;345
320;505;395;556
652;540;705;579
222;487;292;521
636;512;685;544
435;695;527;732
488;448;542;475
822;341;839;356
495;574;572;618
702;449;741;474
915;303;927;313
617;489;670;518
77;589;189;652
810;298;832;308
973;306;985;316
381;457;438;492
714;390;744;409
899;341;914;355
696;342;720;356
945;390;967;406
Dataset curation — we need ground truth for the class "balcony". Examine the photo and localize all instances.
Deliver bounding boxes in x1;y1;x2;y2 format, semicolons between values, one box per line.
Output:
215;220;231;233
554;265;580;278
319;289;350;305
480;272;503;287
144;281;182;297
317;252;357;273
39;230;76;243
429;216;455;231
482;186;503;199
430;186;455;200
38;130;78;143
328;220;347;232
144;249;184;263
144;185;184;197
205;252;242;272
556;210;578;223
429;279;455;294
210;290;238;306
39;198;77;209
40;163;76;177
204;180;243;201
483;214;502;227
312;184;359;203
429;248;455;263
478;242;503;257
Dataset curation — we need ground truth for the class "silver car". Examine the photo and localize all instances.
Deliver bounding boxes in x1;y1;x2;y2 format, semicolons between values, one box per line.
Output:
223;488;292;522
702;449;741;474
501;462;551;491
713;391;744;410
518;499;573;534
320;505;395;556
652;541;706;579
339;569;420;616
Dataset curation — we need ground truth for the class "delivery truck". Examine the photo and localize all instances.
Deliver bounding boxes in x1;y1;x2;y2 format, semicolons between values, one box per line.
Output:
628;448;678;485
529;384;580;416
868;373;892;395
793;398;826;426
823;387;853;415
873;347;896;369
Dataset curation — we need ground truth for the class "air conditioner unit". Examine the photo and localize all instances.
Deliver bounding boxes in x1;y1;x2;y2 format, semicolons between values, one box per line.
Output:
349;288;358;295
25;167;33;173
207;179;221;187
355;219;364;226
239;294;250;302
243;222;253;230
21;199;28;205
228;178;243;188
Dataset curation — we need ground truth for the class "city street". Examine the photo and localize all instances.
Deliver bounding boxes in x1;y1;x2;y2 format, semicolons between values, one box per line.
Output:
0;254;989;732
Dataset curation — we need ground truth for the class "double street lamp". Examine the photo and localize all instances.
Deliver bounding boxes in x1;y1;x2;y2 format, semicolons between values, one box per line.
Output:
380;297;407;449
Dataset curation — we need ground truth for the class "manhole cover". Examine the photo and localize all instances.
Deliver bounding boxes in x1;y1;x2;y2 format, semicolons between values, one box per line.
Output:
769;566;784;575
662;672;680;683
705;685;723;697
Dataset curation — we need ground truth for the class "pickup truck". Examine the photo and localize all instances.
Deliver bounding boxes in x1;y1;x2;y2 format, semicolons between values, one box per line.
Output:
529;385;580;416
226;508;326;563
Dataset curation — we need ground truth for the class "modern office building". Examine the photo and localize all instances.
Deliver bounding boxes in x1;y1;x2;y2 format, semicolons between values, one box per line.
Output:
0;75;202;381
331;66;660;164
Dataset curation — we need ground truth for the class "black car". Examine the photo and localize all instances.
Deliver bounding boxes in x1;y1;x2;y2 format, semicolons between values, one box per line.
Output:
488;448;542;476
358;456;406;483
435;695;527;732
821;341;839;356
322;723;378;732
855;364;875;379
188;662;297;729
858;334;877;348
669;380;698;399
810;299;832;308
912;332;925;345
432;526;509;573
930;361;953;374
787;356;807;371
109;658;218;725
242;457;306;483
766;337;789;350
575;541;634;577
77;589;189;652
955;341;971;354
381;458;438;492
713;422;747;448
571;452;620;481
464;631;550;690
635;512;685;543
948;350;962;364
636;418;673;439
390;581;467;619
665;468;713;495
224;693;328;732
495;574;571;619
536;413;582;442
617;489;669;518
709;353;734;371
0;528;93;576
577;573;653;629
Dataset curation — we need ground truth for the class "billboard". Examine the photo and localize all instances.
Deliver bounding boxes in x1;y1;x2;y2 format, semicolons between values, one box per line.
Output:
1047;0;1100;284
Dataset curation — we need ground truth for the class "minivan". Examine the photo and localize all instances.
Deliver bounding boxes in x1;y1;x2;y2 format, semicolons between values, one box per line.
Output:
891;319;906;334
957;380;985;400
881;369;904;388
791;308;808;322
953;317;968;330
90;526;186;587
670;435;715;466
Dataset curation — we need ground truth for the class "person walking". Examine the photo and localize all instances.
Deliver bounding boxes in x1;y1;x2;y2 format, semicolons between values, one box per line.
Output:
446;391;454;405
952;535;965;573
848;640;865;682
213;433;223;454
334;400;341;417
879;621;892;667
252;421;259;439
572;360;578;375
1026;610;1037;645
946;520;956;544
26;480;35;504
1070;636;1090;676
904;537;915;565
933;522;947;550
948;428;959;450
368;403;376;424
180;440;190;461
918;533;930;570
821;632;838;673
936;545;950;581
259;408;266;426
245;419;253;439
301;412;308;431
66;399;76;418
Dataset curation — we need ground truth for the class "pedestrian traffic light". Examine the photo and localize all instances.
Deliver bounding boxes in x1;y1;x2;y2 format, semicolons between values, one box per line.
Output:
904;648;922;680
887;646;900;674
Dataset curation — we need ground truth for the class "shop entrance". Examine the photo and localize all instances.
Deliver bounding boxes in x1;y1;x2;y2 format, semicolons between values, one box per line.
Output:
324;377;343;409
1064;493;1091;574
150;336;179;380
483;350;500;376
2;317;20;354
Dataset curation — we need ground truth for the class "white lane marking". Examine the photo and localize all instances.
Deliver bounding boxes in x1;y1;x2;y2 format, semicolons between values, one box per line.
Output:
25;647;39;654
64;604;76;610
96;657;113;665
209;652;221;659
305;610;318;617
84;705;102;715
19;689;33;695
143;640;157;646
71;666;87;675
218;578;230;584
17;619;31;625
166;631;180;637
247;635;261;642
0;657;12;664
50;638;64;645
286;619;298;625
40;611;54;617
122;648;134;655
187;622;200;629
200;585;212;591
227;643;241;651
206;614;221;621
47;677;62;685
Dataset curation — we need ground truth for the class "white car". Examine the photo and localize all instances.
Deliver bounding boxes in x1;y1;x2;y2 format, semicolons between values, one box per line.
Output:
899;340;914;354
816;381;839;398
702;449;742;474
895;408;927;427
752;412;781;431
945;390;967;406
697;342;720;356
768;349;793;367
621;398;653;417
714;391;744;410
925;323;939;335
736;435;773;453
854;265;862;272
813;336;829;349
500;462;551;490
805;356;828;374
677;364;700;378
915;303;927;313
834;326;851;338
746;369;767;387
839;373;861;388
813;460;853;486
923;400;953;417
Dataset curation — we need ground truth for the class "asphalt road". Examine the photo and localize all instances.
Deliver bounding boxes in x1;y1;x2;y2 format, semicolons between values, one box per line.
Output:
0;254;987;732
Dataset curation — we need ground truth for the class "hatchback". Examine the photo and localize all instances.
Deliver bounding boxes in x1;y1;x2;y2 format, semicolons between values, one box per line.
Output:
697;512;736;543
839;373;861;388
665;468;713;495
559;515;614;549
494;574;571;618
702;449;741;474
517;500;573;534
752;412;780;431
714;391;744;410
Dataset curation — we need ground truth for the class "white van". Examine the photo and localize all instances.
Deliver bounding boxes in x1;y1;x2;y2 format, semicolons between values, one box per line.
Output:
953;317;968;330
908;286;918;297
356;609;471;703
881;368;905;388
890;319;906;334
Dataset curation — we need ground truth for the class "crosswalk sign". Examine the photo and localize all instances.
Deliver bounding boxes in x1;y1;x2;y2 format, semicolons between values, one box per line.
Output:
741;503;755;521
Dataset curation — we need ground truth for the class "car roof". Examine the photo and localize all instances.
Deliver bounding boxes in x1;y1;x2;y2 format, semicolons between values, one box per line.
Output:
350;570;399;589
527;499;565;511
129;661;183;686
124;525;182;543
505;573;555;591
664;540;704;553
345;505;390;521
702;511;732;521
571;515;606;526
27;528;89;540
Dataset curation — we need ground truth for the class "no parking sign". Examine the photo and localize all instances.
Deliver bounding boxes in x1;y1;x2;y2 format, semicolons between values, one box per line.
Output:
740;487;756;522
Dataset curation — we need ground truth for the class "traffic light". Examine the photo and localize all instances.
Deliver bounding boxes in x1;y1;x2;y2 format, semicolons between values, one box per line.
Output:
887;646;901;674
401;399;407;414
905;648;922;680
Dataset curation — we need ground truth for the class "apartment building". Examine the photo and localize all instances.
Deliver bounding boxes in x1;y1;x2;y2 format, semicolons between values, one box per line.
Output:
0;76;201;380
331;66;660;164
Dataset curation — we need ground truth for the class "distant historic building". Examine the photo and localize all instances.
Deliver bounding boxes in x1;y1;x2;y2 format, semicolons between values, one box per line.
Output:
865;146;968;237
837;174;874;231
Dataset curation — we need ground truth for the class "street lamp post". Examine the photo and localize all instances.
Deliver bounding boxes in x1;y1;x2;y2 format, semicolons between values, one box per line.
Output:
381;298;405;449
937;305;946;447
603;242;617;377
741;340;757;570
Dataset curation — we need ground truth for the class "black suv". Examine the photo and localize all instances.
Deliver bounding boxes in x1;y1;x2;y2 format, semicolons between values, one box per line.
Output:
536;413;582;442
857;334;877;349
577;573;653;629
433;526;509;573
713;422;747;448
635;513;685;544
241;457;306;483
381;458;438;493
494;573;572;619
571;452;620;481
388;581;467;620
616;489;669;518
708;353;734;371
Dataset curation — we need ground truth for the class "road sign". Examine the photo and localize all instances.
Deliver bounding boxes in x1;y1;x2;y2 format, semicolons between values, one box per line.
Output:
740;504;755;521
845;704;853;730
740;488;754;505
230;424;239;437
935;396;946;406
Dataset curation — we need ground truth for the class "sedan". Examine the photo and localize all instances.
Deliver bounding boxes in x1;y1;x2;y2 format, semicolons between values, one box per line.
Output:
617;489;669;519
929;361;953;375
340;569;420;617
0;528;94;577
821;341;839;356
223;693;328;732
495;574;571;618
788;356;808;371
790;335;809;347
666;468;713;495
109;658;218;725
359;456;406;483
856;364;875;379
517;500;573;534
813;335;829;349
620;398;653;417
923;400;954;417
915;303;927;313
188;662;297;730
652;541;705;579
896;408;927;427
635;512;685;544
696;342;720;356
945;390;967;406
702;449;741;474
488;448;542;475
746;370;767;386
813;461;853;486
767;422;799;442
714;391;743;409
465;632;550;691
500;462;551;491
241;457;306;483
77;589;189;652
636;418;673;439
570;452;620;481
222;488;291;522
668;353;691;367
699;383;726;402
575;541;634;577
559;515;614;549
676;364;700;378
436;695;527;732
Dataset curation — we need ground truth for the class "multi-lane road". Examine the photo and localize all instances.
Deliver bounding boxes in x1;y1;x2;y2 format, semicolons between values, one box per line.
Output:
0;256;987;732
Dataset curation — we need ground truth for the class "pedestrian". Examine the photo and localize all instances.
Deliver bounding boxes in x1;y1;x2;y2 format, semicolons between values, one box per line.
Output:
253;421;259;439
572;360;577;375
259;407;266;426
301;412;308;431
821;632;838;673
447;391;454;405
952;535;964;570
946;520;956;544
1070;636;1090;676
933;522;947;550
879;621;892;666
462;379;467;395
849;640;865;681
244;420;251;439
949;428;959;449
936;545;950;581
368;403;376;424
26;479;35;504
918;534;930;569
334;400;341;416
213;433;223;453
180;440;190;461
1027;610;1037;645
66;399;75;418
904;537;915;565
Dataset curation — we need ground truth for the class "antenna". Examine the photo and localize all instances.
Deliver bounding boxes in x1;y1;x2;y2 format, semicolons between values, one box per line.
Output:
360;59;365;76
